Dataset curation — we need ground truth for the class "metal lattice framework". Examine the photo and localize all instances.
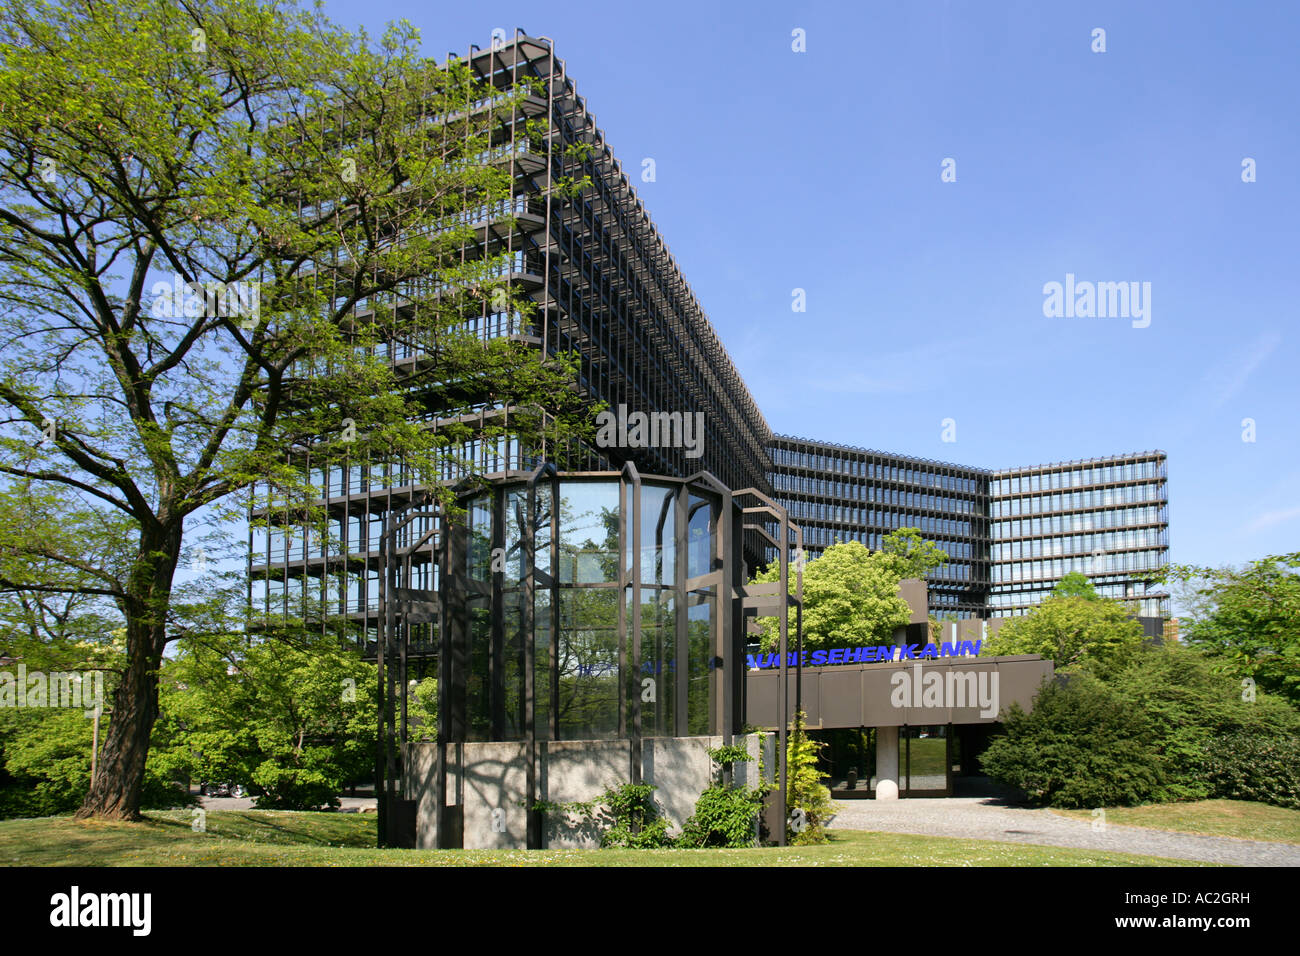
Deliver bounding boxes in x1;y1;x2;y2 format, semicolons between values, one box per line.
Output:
375;463;804;848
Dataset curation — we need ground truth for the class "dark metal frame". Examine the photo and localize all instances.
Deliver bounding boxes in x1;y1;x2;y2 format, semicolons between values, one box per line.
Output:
378;464;803;848
732;485;803;844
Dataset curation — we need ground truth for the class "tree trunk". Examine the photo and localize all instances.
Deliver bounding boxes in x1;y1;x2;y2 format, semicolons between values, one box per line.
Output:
76;521;181;821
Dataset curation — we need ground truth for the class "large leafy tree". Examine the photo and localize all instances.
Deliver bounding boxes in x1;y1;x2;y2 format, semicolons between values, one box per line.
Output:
751;531;948;652
1050;571;1099;600
0;482;131;668
982;593;1146;673
0;0;589;819
153;634;378;809
1145;553;1300;707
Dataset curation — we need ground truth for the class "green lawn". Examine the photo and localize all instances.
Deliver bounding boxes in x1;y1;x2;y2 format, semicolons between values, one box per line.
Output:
0;810;1212;866
1051;800;1300;845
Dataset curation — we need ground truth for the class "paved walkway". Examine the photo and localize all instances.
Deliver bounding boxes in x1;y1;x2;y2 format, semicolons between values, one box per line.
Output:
193;791;377;813
827;797;1300;865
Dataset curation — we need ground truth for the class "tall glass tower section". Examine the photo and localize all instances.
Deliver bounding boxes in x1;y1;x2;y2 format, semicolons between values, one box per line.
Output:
988;452;1169;617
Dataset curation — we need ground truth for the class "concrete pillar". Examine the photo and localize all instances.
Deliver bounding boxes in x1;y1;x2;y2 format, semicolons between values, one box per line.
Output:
875;725;899;800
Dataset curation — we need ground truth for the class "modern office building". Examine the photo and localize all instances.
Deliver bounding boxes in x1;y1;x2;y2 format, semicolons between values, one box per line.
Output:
248;32;774;643
988;452;1169;618
766;436;990;617
767;438;1170;619
240;30;1172;846
249;29;1169;649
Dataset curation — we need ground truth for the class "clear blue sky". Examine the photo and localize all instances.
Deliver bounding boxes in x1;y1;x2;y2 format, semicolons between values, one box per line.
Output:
324;0;1299;573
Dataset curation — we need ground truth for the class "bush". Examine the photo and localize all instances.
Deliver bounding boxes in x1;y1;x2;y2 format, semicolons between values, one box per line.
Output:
537;782;675;848
677;785;766;848
1201;732;1300;809
677;742;772;848
982;641;1300;809
246;765;339;811
980;674;1167;808
593;783;674;848
787;711;836;844
0;708;194;819
1110;644;1300;802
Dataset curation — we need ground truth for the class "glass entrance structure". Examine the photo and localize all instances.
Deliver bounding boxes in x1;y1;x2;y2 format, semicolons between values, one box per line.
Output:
446;466;742;743
377;463;803;848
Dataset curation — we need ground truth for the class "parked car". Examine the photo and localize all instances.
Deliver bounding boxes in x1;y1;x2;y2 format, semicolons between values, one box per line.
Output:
199;782;246;798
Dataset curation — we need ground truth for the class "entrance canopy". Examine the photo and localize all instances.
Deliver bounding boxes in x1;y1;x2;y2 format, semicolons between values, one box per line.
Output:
747;654;1053;729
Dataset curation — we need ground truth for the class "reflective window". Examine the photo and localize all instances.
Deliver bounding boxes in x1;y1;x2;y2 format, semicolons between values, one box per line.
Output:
558;482;620;584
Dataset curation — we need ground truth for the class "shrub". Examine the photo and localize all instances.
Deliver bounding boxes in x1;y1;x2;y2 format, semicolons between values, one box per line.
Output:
1109;644;1300;802
1201;732;1300;809
980;674;1167;808
246;765;339;811
593;783;674;848
787;711;836;844
983;642;1300;809
0;708;194;819
536;782;675;849
678;742;771;848
677;784;767;848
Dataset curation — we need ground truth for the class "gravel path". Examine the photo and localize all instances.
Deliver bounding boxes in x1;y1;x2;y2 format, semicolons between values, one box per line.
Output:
827;797;1300;865
195;792;377;813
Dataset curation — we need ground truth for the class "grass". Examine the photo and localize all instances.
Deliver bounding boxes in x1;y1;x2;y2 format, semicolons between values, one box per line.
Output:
1051;800;1300;845
0;810;1213;866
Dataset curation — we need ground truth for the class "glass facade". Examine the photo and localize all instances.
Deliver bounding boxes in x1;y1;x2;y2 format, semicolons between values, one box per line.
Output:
437;475;734;744
766;436;990;618
765;438;1170;620
988;455;1169;617
250;35;775;647
250;35;1173;662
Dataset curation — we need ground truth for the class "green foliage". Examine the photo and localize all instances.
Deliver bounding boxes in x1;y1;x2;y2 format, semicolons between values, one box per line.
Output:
0;0;592;818
0;485;134;668
984;551;1300;811
0;708;192;818
595;783;673;849
786;711;835;844
1108;643;1300;801
1200;732;1300;809
876;528;950;581
1149;553;1300;707
151;636;377;810
677;784;767;848
1051;572;1099;600
982;593;1146;674
982;643;1300;809
980;674;1165;808
751;540;899;652
678;739;771;848
407;677;437;743
537;782;674;849
707;743;752;773
751;530;947;652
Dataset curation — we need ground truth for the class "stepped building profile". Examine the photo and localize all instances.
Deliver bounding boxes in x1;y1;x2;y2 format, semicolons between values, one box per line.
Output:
248;29;1169;649
243;30;1170;849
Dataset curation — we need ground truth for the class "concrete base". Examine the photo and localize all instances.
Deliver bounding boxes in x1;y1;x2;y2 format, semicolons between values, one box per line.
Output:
405;735;765;849
875;725;899;800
